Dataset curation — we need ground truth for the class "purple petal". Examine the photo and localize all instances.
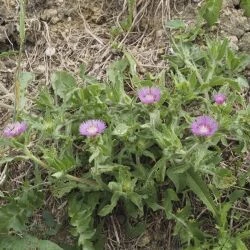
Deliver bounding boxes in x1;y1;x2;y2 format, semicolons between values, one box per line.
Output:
191;115;218;137
213;93;226;105
3;121;28;138
137;87;161;104
79;119;106;137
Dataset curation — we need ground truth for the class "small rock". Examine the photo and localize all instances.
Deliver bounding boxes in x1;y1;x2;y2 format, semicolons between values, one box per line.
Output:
220;10;250;38
34;65;46;74
45;47;56;57
155;29;164;39
137;233;151;247
0;27;6;42
239;32;250;52
51;16;60;24
41;9;58;21
223;0;234;8
232;0;240;5
228;35;239;51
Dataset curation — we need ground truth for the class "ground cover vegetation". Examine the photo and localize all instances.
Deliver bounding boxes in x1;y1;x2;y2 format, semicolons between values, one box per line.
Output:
0;0;250;249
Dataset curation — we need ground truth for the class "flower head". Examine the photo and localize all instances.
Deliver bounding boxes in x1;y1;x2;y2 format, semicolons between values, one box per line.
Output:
213;93;226;105
79;119;106;137
191;115;218;137
3;121;27;138
137;87;161;104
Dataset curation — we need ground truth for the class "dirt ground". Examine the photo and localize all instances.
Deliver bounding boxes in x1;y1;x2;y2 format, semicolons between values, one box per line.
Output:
0;0;250;249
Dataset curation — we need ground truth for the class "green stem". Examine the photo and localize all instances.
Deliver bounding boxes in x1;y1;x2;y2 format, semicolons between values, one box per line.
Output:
23;147;97;186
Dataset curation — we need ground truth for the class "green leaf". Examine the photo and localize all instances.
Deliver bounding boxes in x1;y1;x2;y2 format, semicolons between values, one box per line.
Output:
125;221;146;238
0;156;24;166
128;192;143;212
240;0;250;17
0;235;63;250
16;72;34;111
68;193;100;249
112;123;129;136
124;51;137;76
51;179;78;198
212;168;237;189
0;187;43;233
43;148;76;171
237;76;249;89
199;0;223;27
107;58;130;103
36;87;55;109
200;76;241;91
186;169;218;217
98;192;120;216
163;188;179;219
149;110;161;128
79;64;100;84
167;165;189;192
51;71;77;100
235;237;248;250
165;19;185;30
145;157;167;185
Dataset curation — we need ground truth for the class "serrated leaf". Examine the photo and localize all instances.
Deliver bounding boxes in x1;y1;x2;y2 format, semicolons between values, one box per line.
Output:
163;189;179;219
167;165;188;192
200;0;223;27
241;0;250;17
51;71;77;100
107;59;131;103
166;19;185;30
68;193;100;249
98;192;120;216
112;123;129;136
237;76;249;89
124;51;137;76
0;235;63;250
200;76;241;91
235;237;248;250
36;87;55;109
125;221;146;238
0;187;43;233
186;169;218;217
16;71;34;111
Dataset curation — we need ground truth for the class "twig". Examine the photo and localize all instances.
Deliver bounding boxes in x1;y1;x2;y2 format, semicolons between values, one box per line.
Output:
78;5;105;45
0;83;10;95
0;102;14;110
0;164;8;186
232;206;250;213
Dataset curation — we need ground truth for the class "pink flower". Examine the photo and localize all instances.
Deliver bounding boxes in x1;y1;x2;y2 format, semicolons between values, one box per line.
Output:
3;122;27;138
137;87;161;104
191;116;218;137
213;93;226;105
79;120;106;137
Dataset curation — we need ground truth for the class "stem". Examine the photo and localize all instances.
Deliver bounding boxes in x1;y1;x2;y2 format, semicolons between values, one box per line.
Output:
14;0;26;119
23;147;97;186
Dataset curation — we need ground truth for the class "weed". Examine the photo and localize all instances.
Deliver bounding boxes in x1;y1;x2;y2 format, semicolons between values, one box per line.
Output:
1;1;250;249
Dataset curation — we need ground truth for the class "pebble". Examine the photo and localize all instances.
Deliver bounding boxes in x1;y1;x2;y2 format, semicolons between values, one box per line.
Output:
239;32;250;52
41;9;58;21
45;47;56;57
228;35;239;51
